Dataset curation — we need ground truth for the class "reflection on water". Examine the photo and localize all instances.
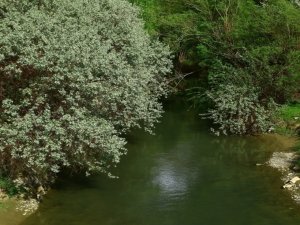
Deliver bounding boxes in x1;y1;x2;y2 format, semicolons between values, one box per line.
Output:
3;99;300;225
152;160;189;194
211;134;297;166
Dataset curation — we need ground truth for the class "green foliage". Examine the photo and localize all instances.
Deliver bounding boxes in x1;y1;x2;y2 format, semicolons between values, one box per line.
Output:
205;85;276;135
278;104;300;121
186;0;300;134
0;0;171;194
130;0;160;35
0;177;19;197
274;103;300;135
130;0;199;64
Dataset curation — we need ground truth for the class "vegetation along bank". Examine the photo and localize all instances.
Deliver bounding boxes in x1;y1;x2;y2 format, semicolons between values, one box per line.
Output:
0;0;300;213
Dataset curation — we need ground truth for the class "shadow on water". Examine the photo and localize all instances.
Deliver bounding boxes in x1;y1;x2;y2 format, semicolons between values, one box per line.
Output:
12;98;300;225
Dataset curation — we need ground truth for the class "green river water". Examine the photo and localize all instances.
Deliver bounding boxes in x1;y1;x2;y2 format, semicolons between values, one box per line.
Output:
2;100;300;225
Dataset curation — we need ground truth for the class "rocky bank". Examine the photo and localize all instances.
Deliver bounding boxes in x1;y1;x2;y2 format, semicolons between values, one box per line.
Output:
268;151;300;203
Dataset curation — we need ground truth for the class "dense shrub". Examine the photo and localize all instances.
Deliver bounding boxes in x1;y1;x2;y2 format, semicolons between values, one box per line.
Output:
133;0;300;135
0;0;171;194
201;0;300;134
205;85;276;135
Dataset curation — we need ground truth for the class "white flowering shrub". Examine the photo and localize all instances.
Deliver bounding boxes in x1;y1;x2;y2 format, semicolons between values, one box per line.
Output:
0;0;171;193
205;85;276;135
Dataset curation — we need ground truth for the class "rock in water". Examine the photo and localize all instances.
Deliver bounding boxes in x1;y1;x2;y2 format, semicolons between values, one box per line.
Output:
290;176;300;184
268;152;296;171
283;183;294;189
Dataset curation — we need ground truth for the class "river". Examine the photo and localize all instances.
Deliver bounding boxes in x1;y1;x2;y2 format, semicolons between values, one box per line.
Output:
2;99;300;225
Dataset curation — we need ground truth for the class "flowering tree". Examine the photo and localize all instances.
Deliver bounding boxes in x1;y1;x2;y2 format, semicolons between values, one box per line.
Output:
0;0;171;193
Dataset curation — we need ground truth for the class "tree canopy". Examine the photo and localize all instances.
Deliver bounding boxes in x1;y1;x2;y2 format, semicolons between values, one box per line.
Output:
133;0;300;135
0;0;171;193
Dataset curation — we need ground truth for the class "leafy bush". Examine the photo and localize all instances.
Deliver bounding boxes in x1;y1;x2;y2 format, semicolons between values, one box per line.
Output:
205;85;276;135
0;0;171;194
0;177;20;197
189;0;300;134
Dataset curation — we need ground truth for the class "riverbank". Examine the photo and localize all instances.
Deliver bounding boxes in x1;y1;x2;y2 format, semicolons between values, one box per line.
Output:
268;103;300;204
0;197;40;225
268;150;300;204
0;199;27;225
0;177;39;217
0;193;39;225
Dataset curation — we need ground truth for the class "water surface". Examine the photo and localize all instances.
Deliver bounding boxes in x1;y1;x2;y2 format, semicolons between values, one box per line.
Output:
12;100;300;225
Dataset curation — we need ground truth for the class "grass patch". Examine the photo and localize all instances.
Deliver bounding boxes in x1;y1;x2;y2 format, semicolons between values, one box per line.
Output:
277;103;300;166
277;103;300;121
274;103;300;135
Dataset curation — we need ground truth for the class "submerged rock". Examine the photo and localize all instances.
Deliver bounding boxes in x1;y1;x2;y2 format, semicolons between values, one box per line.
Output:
268;152;296;171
